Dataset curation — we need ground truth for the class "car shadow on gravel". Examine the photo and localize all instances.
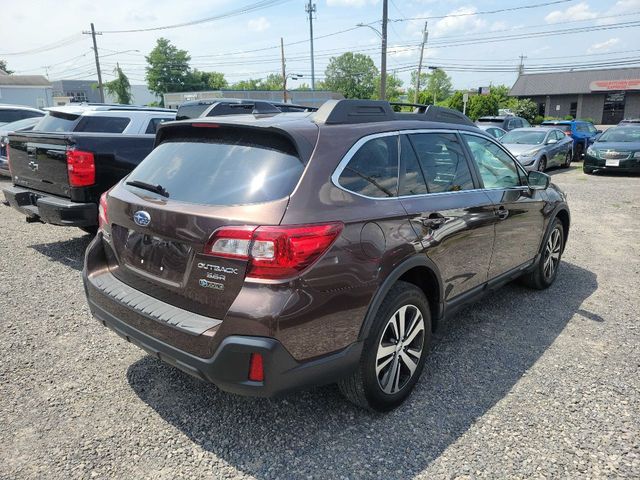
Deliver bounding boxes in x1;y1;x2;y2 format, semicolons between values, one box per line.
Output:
29;235;93;272
126;261;597;479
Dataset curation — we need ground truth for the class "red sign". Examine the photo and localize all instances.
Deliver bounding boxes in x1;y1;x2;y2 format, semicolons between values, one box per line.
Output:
590;79;640;91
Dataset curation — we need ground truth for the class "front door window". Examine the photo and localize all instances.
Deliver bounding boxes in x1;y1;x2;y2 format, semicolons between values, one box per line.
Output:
602;92;626;124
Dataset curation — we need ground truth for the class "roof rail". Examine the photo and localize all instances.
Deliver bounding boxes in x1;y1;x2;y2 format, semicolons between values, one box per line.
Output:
313;99;475;127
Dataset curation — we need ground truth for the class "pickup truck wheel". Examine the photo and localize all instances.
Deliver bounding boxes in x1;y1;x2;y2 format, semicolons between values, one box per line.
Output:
339;281;431;411
520;218;564;290
79;226;98;236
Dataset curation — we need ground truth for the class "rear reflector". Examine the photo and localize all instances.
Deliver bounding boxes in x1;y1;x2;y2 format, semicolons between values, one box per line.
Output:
248;353;264;382
205;222;343;280
67;149;96;187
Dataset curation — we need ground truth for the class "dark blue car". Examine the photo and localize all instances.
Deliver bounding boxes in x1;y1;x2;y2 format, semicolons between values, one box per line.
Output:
540;120;601;160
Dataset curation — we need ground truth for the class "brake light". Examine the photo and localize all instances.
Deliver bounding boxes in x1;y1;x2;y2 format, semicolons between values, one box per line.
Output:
205;222;343;280
248;353;264;382
98;191;109;231
67;149;95;187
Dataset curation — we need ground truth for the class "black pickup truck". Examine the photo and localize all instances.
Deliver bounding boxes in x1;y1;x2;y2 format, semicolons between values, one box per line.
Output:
2;104;175;232
3;132;156;232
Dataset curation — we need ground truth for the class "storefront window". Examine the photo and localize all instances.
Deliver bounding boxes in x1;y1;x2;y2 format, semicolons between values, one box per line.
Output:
602;92;625;124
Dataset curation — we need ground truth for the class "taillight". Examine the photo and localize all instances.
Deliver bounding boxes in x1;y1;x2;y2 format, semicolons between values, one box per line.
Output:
98;191;109;231
564;131;572;136
248;353;264;382
67;149;95;187
205;222;343;280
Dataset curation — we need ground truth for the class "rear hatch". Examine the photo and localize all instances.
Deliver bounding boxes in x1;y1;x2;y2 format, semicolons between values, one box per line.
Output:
106;123;315;319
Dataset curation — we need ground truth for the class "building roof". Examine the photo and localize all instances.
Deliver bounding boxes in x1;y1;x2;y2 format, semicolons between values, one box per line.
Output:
509;67;640;96
0;75;51;87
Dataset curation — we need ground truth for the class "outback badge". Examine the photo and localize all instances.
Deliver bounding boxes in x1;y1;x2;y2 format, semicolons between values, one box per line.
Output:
133;210;151;227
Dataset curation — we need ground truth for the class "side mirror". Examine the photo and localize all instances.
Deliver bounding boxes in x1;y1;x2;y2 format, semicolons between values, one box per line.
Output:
528;171;550;190
546;138;558;145
596;129;603;134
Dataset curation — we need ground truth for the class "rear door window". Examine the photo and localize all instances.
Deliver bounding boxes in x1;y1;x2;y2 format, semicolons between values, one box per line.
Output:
409;133;474;193
74;116;130;133
145;117;171;134
399;135;427;196
127;131;304;206
338;135;399;198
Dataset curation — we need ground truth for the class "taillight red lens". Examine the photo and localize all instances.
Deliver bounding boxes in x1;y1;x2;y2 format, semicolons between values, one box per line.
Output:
67;149;95;187
98;191;109;231
205;222;343;280
248;353;264;382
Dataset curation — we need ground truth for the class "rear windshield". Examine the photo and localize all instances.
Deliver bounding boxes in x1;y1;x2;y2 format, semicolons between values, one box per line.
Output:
75;116;130;133
501;130;546;145
176;104;211;120
0;109;44;123
34;111;80;132
126;132;303;206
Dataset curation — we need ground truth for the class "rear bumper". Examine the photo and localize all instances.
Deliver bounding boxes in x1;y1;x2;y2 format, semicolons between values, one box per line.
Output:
0;157;9;177
2;184;97;226
83;263;363;397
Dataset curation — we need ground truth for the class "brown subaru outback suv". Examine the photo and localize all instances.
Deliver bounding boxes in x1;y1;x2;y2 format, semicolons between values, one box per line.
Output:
83;100;570;411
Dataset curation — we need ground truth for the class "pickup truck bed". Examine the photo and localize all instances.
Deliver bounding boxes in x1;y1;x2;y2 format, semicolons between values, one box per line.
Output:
3;132;155;228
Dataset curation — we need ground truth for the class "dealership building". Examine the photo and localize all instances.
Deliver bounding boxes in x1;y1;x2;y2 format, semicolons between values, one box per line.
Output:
509;67;640;124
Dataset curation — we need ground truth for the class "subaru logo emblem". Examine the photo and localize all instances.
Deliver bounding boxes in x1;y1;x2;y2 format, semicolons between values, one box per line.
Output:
133;210;151;227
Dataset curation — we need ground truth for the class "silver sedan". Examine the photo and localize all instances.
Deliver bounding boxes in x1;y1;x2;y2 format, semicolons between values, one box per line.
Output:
500;127;573;171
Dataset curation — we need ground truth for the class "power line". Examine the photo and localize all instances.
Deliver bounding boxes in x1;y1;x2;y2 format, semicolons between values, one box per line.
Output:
101;0;293;33
0;34;84;56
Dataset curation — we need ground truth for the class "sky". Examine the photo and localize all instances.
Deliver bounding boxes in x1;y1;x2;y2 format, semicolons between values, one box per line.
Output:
1;0;639;94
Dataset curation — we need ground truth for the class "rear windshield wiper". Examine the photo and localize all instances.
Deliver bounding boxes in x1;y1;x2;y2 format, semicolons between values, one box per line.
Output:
126;180;170;198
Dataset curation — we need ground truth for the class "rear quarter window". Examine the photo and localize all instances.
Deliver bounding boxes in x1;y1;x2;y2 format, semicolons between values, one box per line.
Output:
337;136;399;198
75;116;130;133
126;130;304;206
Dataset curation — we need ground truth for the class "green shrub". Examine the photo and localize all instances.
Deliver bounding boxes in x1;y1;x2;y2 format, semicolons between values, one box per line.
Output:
533;115;544;125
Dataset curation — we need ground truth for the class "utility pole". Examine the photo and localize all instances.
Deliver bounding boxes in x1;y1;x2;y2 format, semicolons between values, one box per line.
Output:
414;21;428;104
305;1;316;90
518;54;527;76
281;37;287;103
82;23;105;103
380;0;388;100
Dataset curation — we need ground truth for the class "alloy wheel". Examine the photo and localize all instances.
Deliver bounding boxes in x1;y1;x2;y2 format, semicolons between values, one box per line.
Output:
538;157;547;172
543;227;562;280
375;304;425;395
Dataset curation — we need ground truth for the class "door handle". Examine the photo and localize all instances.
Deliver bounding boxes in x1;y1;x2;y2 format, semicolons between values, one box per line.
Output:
495;206;509;220
421;214;447;229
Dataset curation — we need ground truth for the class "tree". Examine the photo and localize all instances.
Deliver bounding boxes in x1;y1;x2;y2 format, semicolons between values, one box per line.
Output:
513;98;537;123
260;73;284;91
323;52;378;99
375;73;403;102
423;68;452;104
467;94;499;121
295;83;312;91
145;38;191;104
231;78;262;90
104;64;132;104
0;59;12;74
206;71;228;90
406;70;429;103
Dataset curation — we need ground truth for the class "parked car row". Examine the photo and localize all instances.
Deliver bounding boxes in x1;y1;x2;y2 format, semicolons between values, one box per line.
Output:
2;99;571;411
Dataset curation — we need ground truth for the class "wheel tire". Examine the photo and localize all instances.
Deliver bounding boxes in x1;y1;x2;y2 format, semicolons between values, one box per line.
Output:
564;151;572;167
79;226;98;236
583;166;594;174
520;218;564;290
339;281;432;412
538;156;547;172
574;143;584;161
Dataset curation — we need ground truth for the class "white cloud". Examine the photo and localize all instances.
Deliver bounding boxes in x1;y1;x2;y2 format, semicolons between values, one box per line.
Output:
326;0;378;6
587;38;620;53
545;2;597;23
432;7;487;37
247;17;270;32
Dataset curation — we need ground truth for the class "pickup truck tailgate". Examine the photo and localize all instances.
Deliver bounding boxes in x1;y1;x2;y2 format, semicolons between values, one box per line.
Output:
9;133;70;197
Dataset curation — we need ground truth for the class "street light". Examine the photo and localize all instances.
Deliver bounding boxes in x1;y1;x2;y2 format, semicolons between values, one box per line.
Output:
357;18;387;101
283;73;303;103
356;23;382;38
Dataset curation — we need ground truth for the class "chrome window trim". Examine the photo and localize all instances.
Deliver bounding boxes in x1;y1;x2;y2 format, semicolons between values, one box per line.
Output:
331;128;489;201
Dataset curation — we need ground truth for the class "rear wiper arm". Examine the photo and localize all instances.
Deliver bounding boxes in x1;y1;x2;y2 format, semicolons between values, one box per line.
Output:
126;180;170;198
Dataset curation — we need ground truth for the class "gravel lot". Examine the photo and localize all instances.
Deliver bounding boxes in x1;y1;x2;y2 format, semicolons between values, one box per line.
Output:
1;166;639;479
